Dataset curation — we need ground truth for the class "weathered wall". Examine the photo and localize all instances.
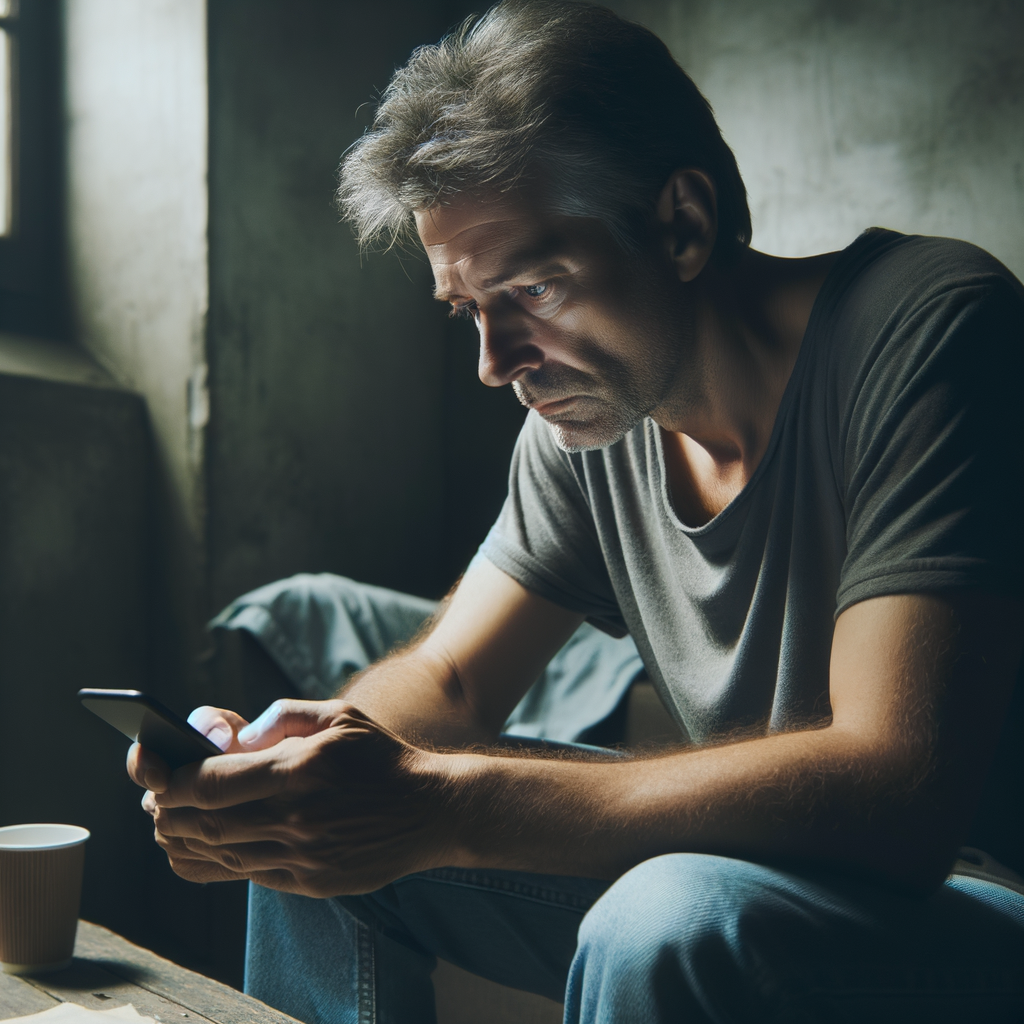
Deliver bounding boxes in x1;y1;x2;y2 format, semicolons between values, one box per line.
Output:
205;0;524;612
64;0;210;690
614;0;1024;275
61;0;248;985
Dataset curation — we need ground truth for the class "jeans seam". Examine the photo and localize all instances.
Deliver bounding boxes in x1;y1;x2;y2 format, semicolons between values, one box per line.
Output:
356;917;375;1024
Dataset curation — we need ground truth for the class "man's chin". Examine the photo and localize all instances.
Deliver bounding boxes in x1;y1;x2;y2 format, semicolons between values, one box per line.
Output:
543;416;636;453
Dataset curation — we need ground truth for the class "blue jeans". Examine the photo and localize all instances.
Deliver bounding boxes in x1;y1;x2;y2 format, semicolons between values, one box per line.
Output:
245;857;1024;1023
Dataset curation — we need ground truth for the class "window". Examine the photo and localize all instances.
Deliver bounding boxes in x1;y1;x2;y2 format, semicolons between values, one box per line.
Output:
0;0;63;337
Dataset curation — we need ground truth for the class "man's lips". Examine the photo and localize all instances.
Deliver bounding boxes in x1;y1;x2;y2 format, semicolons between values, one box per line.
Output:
530;396;579;416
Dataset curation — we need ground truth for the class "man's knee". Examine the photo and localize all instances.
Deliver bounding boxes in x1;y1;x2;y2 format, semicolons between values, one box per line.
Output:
569;854;790;1022
577;852;764;965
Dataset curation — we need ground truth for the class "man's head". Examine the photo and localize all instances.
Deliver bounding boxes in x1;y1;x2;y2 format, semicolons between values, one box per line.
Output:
338;0;751;450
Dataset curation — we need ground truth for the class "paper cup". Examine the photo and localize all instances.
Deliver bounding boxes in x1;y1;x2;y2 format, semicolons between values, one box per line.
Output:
0;824;90;974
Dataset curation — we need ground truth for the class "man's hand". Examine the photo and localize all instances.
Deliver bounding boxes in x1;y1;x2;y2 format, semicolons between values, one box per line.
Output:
127;700;454;896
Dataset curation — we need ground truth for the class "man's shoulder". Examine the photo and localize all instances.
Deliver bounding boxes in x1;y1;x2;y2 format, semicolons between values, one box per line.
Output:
815;229;1023;386
834;228;1023;310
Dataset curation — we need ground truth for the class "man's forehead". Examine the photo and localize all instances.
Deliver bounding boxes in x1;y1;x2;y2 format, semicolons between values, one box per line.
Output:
415;198;569;294
416;197;547;253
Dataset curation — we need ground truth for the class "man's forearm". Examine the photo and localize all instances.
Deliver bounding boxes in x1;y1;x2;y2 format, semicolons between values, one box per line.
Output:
424;721;965;893
339;645;499;748
336;560;585;748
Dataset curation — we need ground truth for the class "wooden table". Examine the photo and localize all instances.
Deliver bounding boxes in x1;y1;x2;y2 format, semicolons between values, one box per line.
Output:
0;922;298;1024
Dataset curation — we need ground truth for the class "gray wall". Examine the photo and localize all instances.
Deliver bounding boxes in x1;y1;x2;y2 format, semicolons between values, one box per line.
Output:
65;0;210;694
205;0;526;616
617;0;1024;276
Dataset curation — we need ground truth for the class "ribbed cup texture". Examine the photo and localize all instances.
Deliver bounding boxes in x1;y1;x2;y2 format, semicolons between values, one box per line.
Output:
0;844;85;967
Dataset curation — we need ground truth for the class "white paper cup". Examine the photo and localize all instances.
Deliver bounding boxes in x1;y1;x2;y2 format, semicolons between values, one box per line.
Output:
0;824;90;974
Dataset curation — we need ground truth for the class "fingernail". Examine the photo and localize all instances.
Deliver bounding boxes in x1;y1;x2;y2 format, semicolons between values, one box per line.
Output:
237;724;257;745
208;724;233;751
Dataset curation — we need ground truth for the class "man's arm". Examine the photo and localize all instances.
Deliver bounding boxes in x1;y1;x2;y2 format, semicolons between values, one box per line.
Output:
435;588;1021;892
333;557;585;747
134;565;1021;896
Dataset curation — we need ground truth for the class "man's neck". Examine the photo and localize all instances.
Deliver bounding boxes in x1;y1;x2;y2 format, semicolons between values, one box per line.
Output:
654;247;839;526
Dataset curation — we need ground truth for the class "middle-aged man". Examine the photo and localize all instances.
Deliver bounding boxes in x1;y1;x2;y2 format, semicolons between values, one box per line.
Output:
130;2;1024;1021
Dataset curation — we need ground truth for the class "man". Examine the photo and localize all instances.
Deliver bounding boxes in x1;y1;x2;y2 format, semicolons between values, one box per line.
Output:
129;2;1024;1020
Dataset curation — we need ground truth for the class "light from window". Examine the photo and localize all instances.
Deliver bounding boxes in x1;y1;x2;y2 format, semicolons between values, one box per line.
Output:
0;0;12;237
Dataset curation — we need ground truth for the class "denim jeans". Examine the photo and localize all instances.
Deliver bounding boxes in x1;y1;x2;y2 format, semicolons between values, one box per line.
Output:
245;856;1024;1023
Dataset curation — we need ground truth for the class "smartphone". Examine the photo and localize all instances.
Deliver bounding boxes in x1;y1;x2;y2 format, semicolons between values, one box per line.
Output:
78;689;223;770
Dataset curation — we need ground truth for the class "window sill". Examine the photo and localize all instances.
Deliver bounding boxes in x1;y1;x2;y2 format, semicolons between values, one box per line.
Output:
0;331;124;391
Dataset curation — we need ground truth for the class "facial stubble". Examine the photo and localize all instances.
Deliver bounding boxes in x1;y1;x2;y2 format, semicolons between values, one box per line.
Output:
513;306;686;454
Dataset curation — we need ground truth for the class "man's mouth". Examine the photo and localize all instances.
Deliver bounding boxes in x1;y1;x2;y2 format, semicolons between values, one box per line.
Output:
530;396;579;416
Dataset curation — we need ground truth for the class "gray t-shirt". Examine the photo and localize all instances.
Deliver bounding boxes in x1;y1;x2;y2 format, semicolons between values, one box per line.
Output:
481;229;1024;754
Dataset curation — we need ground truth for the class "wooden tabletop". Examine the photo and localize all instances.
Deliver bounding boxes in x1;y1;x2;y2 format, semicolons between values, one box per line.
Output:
0;921;299;1024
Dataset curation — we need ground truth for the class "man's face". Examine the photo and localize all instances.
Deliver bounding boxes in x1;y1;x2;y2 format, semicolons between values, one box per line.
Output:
416;194;687;452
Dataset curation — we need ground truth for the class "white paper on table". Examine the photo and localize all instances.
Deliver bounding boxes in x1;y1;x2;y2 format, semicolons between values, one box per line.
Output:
2;1003;158;1024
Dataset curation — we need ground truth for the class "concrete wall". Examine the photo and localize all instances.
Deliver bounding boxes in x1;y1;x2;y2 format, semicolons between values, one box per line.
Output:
205;0;525;612
64;0;210;691
614;0;1024;276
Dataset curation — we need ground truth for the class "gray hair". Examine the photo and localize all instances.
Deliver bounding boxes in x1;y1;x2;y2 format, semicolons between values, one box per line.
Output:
337;0;751;260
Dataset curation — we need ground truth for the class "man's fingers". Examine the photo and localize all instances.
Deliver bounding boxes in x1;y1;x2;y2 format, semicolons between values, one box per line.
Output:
236;698;352;750
127;742;170;794
180;837;316;875
153;825;325;894
159;836;250;883
187;706;252;753
153;742;304;809
129;704;250;792
152;801;287;846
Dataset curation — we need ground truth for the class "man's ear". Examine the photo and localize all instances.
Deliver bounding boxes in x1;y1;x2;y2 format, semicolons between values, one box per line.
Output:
656;169;718;283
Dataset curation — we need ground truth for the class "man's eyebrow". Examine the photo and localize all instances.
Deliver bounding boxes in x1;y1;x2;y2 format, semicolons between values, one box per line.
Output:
481;255;571;290
433;247;573;303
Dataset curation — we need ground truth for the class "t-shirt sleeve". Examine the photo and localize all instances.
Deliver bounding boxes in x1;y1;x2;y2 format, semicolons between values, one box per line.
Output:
836;268;1024;614
479;411;627;635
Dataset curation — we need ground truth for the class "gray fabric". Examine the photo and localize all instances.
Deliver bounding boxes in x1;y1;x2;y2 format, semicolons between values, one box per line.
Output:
211;572;644;742
480;228;1024;746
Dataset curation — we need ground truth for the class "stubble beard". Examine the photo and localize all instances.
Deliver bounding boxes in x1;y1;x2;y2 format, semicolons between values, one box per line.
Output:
512;358;665;454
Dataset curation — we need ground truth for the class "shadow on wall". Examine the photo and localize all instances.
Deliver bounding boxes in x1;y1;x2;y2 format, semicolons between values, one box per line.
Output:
0;341;249;986
203;0;525;620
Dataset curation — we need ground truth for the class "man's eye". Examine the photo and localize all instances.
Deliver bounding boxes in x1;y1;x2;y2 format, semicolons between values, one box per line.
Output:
449;302;478;321
523;283;549;298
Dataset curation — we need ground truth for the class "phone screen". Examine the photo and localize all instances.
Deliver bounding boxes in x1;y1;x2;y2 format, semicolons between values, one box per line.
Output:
79;689;223;769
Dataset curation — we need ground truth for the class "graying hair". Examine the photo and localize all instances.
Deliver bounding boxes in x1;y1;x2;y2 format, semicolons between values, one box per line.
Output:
337;0;751;260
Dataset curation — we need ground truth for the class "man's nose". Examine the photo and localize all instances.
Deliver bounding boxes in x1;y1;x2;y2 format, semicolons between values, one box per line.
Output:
477;309;544;388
